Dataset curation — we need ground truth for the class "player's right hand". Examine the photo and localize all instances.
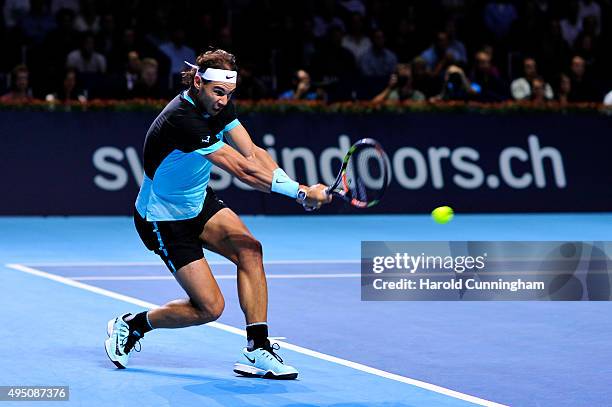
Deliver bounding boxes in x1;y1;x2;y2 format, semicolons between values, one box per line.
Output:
302;184;332;210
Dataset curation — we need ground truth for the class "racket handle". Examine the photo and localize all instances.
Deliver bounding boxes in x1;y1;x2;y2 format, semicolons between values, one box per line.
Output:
302;203;316;212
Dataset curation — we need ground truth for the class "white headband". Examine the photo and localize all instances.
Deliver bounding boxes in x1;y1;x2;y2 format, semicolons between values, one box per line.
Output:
184;61;237;84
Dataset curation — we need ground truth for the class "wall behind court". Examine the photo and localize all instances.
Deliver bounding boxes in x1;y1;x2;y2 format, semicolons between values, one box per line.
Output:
1;111;610;215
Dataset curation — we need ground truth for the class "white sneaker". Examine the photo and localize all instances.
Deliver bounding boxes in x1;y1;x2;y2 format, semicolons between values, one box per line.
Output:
104;313;142;369
234;342;299;380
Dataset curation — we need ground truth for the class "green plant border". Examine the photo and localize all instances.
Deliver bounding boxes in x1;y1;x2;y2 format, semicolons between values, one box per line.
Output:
0;98;608;115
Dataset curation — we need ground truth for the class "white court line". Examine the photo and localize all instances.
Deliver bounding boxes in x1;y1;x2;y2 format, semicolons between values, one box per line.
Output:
5;263;507;407
21;259;362;267
71;273;361;281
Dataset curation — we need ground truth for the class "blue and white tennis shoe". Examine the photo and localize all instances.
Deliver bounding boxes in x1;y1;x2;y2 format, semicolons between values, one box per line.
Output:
104;313;142;369
234;342;299;379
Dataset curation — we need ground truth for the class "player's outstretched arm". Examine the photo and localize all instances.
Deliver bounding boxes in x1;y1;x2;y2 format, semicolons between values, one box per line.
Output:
206;144;331;208
225;124;279;172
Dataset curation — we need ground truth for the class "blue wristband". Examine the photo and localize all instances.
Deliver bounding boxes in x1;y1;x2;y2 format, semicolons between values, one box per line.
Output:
271;168;299;198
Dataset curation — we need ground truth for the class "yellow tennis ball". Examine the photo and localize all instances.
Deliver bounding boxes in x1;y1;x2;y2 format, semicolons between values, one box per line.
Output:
431;206;454;224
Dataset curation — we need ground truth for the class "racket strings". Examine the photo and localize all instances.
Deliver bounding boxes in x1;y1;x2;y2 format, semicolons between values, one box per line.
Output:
344;145;388;205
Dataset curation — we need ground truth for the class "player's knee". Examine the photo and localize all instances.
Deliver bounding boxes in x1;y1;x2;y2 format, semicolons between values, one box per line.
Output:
240;234;263;259
192;295;224;324
207;297;225;321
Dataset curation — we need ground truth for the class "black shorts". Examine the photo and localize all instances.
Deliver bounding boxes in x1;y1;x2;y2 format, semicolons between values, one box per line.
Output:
134;187;227;273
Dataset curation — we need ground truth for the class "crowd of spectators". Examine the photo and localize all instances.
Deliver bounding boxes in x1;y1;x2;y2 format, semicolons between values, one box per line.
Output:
1;0;610;105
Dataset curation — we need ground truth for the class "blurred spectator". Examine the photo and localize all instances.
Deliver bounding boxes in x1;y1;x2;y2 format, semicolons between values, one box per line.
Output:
278;69;323;100
66;32;107;73
536;20;571;78
312;25;356;82
511;57;553;100
366;0;391;31
568;55;597;101
0;65;34;102
573;31;597;67
390;17;421;63
480;44;501;78
159;27;195;87
46;68;87;103
530;77;548;104
483;0;518;39
358;29;397;77
313;0;345;38
419;32;463;76
560;0;582;47
21;0;56;45
470;50;507;101
411;56;439;97
3;0;30;29
132;58;164;99
431;65;474;101
51;0;79;15
372;64;425;103
510;0;546;56
235;63;268;100
95;14;116;58
216;26;233;52
117;51;141;99
73;0;99;33
43;8;78;71
339;0;366;16
445;19;468;65
578;0;601;36
341;13;371;61
556;73;572;105
604;89;612;105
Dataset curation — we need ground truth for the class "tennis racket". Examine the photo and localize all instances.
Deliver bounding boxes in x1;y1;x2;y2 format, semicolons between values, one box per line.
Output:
325;138;390;208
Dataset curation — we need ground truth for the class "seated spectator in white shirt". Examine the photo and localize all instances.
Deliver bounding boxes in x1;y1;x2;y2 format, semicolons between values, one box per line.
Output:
511;57;553;100
603;90;612;106
66;31;107;73
342;13;372;61
159;27;195;86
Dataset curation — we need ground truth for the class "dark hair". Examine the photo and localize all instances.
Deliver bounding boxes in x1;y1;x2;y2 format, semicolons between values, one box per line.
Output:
11;64;29;87
12;64;28;77
181;48;237;87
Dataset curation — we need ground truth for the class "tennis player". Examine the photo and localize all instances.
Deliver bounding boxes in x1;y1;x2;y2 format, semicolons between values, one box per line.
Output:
104;49;331;379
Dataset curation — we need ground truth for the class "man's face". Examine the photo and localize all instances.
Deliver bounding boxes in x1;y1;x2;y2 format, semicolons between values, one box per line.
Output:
142;66;157;87
476;52;491;72
195;76;236;116
127;52;141;73
571;56;585;77
524;59;536;77
532;79;545;97
64;72;76;89
435;32;449;52
296;70;310;85
16;72;28;91
372;31;385;48
83;37;94;56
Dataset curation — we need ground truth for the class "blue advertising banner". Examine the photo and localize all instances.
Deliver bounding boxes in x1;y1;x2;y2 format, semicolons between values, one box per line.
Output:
1;110;610;215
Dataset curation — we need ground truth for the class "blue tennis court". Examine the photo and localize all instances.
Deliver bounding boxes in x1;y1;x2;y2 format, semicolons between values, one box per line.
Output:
2;214;611;406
